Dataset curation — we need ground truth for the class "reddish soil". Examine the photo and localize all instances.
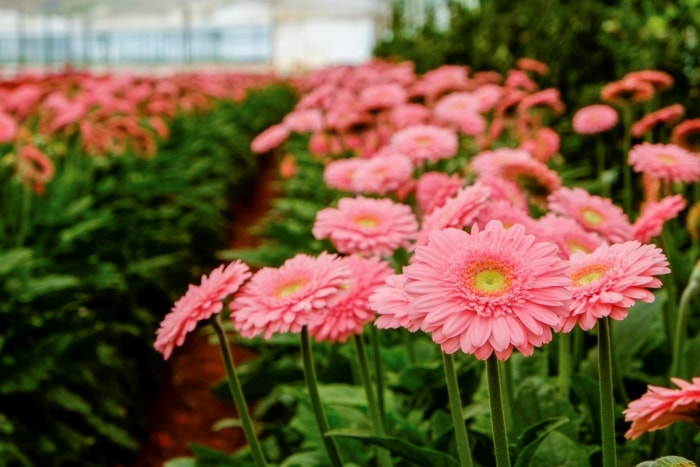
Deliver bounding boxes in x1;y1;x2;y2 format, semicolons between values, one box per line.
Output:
130;153;279;466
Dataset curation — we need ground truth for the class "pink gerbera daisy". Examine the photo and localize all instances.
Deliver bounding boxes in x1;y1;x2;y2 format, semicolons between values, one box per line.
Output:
283;109;324;133
231;252;351;339
0;111;18;143
251;123;290;154
370;274;421;332
323;158;364;192
17;145;55;195
624;377;700;440
572;104;619;135
473;200;539;232
562;241;669;332
308;255;392;343
154;261;252;360
415;182;491;246
403;221;571;360
352;152;415;195
628;142;700;185
390;124;459;164
312;196;419;257
388;103;431;129
548;187;633;243
633;194;687;243
476;175;528;211
535;214;607;259
414;171;465;215
359;83;408;112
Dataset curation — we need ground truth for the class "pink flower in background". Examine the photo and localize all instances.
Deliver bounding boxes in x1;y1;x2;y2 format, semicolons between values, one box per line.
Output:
352;152;414;195
312;196;419;256
624;377;700;440
535;214;607;258
390;124;459;164
671;118;700;152
0;111;17;142
628;142;700;184
434;93;486;134
601;76;655;104
472;83;504;112
415;171;465;215
231;252;351;339
548;187;633;243
470;147;534;177
504;69;539;92
389;103;431;129
633;195;687;243
625;69;674;92
519;127;561;162
404;221;571;360
323;158;364;192
308;255;392;343
516;57;550;76
359;83;408;111
283;109;324;133
17;145;55;195
631;104;685;138
563;241;669;332
477;175;528;210
251;123;290;154
572;105;619;134
473;199;539;232
371;274;421;332
517;88;565;115
154;261;252;360
415;183;491;246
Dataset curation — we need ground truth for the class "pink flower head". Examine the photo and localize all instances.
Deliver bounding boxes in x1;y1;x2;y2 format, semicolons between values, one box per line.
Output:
415;183;491;246
517;88;565;115
415;171;465;215
283;109;324;133
154;261;252;360
572;105;619;135
17;145;55;195
633;195;687;243
516;58;550;76
476;175;528;211
308;255;392;343
624;377;700;440
390;124;459;164
404;221;571;360
388;103;431;129
504;69;539;92
352;152;414;195
671;118;700;152
251;123;290;154
371;273;421;332
535;213;607;259
631;104;685;139
231;252;351;339
548;187;633;243
563;241;669;332
628;142;700;185
312;196;419;257
624;69;674;92
601;77;655;104
519;127;561;163
472;84;504;112
422;65;470;99
474;151;562;202
323;158;364;192
473;199;539;232
434;92;486;135
0;111;17;143
359;83;408;112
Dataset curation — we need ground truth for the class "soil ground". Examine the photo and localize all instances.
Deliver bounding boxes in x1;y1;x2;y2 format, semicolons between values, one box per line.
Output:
130;153;279;466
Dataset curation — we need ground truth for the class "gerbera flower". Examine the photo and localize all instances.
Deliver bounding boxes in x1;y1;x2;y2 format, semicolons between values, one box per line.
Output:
562;241;669;332
388;103;431;129
390;124;459;164
572;105;619;134
415;183;491;246
16;145;55;195
0;111;17;143
600;77;655;104
414;171;465;215
504;69;539;92
154;261;252;360
359;83;408;112
631;104;685;139
624;377;700;440
308;255;392;343
312;196;419;257
403;221;571;360
473;199;538;232
476;175;528;211
472;83;504;112
434;93;486;135
231;252;351;339
251;123;290;154
352;152;415;195
548;187;633;243
516;57;550;76
628;142;700;185
624;69;675;92
371;274;421;332
519;127;561;163
633;195;687;243
283;109;324;133
323;158;364;192
535;213;607;258
671;118;700;152
517;88;565;115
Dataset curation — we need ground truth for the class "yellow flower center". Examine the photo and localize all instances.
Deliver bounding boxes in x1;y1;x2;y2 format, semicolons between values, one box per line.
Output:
414;136;433;146
465;259;512;295
567;241;591;254
581;208;604;226
354;215;380;228
572;264;608;286
275;278;307;298
656;153;676;164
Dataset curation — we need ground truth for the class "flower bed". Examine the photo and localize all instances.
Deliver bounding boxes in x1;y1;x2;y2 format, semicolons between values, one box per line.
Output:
0;69;297;466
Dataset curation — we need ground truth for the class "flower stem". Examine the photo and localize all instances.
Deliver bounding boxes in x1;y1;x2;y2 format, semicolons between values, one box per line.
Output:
486;354;511;467
598;317;618;467
671;260;700;378
211;315;268;467
620;104;634;213
558;332;572;400
354;334;393;467
370;326;387;423
442;352;475;467
596;138;610;198
300;326;344;467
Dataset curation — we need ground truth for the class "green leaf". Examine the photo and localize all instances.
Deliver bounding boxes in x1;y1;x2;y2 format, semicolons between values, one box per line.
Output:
528;430;591;466
513;417;570;467
280;450;328;467
45;387;92;415
326;429;459;467
0;248;32;276
0;413;13;434
59;214;113;245
16;274;81;302
163;457;197;467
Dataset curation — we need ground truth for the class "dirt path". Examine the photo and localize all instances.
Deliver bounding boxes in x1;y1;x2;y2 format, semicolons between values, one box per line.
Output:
130;153;279;466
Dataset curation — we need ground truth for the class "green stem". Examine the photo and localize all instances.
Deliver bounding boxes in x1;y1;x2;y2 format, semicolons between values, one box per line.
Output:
558;332;572;400
370;326;387;423
15;184;32;247
671;262;700;378
598;318;618;467
354;334;393;467
660;228;680;357
211;316;268;467
621;103;634;213
442;352;475;467
596;138;610;198
608;322;629;405
498;359;514;426
403;328;417;364
486;355;511;467
300;327;344;467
